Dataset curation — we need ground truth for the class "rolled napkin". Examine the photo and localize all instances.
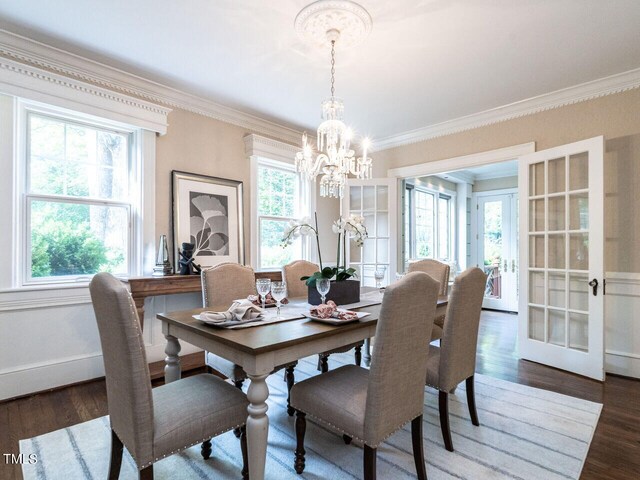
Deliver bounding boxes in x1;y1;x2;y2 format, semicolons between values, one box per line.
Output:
200;300;264;324
310;301;359;322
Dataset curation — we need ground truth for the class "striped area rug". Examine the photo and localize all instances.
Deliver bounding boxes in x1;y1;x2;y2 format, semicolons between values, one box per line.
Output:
20;352;601;480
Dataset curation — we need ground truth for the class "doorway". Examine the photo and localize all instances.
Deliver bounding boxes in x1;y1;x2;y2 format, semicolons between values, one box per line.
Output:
474;189;518;312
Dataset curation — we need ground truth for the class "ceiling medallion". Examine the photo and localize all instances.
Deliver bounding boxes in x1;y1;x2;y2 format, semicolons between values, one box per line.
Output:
294;0;372;49
294;1;374;199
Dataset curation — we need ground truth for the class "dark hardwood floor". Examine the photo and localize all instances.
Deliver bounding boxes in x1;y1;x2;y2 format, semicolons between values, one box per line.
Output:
1;310;639;479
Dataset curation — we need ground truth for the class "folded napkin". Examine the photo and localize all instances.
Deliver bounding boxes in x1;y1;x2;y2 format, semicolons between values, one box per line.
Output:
310;300;359;322
200;300;264;324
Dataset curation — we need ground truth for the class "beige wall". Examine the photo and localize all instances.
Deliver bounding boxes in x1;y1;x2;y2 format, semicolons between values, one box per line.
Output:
155;108;340;268
414;175;457;192
473;176;518;192
376;88;640;273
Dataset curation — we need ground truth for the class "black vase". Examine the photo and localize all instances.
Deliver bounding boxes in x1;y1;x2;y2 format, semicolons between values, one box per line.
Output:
307;279;361;306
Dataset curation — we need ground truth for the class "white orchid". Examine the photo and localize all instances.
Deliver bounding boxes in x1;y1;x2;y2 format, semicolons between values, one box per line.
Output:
339;214;368;247
280;217;318;248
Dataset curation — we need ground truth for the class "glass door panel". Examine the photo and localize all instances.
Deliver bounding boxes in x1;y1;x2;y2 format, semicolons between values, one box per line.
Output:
345;179;397;289
477;193;518;311
519;136;604;380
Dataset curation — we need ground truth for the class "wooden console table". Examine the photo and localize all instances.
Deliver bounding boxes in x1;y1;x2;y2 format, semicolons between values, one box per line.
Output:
124;271;282;330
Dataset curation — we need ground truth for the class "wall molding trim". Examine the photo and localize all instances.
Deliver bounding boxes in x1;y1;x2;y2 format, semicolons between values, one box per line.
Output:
0;29;303;143
375;67;640;150
387;142;535;179
244;133;300;164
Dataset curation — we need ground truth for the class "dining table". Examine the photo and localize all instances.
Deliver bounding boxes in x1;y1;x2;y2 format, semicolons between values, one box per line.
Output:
156;290;448;480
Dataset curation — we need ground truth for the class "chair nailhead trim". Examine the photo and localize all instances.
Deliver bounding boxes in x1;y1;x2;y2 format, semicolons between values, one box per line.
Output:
133;421;246;469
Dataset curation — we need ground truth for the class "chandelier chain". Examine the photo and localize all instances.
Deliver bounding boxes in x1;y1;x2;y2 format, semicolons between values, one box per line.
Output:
330;40;335;99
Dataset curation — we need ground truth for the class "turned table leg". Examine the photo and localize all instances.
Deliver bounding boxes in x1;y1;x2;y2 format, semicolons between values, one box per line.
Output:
132;295;146;331
164;334;181;383
246;373;269;480
364;338;372;366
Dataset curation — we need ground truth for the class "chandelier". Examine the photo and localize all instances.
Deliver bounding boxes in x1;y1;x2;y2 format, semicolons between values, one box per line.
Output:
294;1;373;199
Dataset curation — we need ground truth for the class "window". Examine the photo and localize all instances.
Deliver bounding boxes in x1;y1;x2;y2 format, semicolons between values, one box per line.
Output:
256;160;309;270
415;189;435;258
25;111;135;283
405;185;455;262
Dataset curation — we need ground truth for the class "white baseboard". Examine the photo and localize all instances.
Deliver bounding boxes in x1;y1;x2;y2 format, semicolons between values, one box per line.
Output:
605;350;640;378
0;343;203;401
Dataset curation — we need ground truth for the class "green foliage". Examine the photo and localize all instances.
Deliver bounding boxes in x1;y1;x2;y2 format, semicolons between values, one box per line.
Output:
302;266;358;287
31;220;111;277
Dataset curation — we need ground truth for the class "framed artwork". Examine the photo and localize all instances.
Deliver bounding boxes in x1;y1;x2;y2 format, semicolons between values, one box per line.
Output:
171;171;245;270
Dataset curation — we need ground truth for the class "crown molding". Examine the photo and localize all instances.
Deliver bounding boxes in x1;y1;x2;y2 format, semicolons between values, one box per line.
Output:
0;55;171;133
0;29;304;144
375;67;640;151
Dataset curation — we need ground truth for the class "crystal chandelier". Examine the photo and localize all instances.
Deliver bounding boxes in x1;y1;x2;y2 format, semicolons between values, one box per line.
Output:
295;29;372;198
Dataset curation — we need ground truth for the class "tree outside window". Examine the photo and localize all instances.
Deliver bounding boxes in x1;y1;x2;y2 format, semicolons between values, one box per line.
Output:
27;113;132;282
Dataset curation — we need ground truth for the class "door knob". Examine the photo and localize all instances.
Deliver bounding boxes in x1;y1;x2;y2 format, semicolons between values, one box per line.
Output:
503;259;508;272
588;278;598;296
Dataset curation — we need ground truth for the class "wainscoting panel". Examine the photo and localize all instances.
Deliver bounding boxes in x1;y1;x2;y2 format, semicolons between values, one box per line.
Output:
604;272;640;378
0;290;203;401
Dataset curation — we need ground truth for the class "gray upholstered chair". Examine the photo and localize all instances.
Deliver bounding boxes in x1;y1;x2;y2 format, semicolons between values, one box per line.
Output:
425;267;487;452
282;260;364;372
290;271;440;480
202;262;298;416
89;273;249;480
408;259;451;341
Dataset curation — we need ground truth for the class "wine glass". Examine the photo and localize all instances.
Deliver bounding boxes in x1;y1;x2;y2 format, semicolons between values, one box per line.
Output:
256;279;271;309
316;278;331;304
374;266;387;290
271;281;287;318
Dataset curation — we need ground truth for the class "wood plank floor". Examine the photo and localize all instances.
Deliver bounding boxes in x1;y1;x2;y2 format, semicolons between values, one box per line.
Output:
1;310;639;479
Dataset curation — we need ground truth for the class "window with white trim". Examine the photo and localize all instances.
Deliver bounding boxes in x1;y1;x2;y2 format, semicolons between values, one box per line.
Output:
405;185;455;263
256;160;310;270
23;108;137;284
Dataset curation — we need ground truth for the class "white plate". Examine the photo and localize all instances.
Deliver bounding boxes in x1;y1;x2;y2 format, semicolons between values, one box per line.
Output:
301;310;370;325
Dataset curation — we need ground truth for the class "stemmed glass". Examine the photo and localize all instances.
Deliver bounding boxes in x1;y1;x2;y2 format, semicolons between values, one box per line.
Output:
316;278;331;304
256;279;271;310
271;281;287;318
374;266;387;290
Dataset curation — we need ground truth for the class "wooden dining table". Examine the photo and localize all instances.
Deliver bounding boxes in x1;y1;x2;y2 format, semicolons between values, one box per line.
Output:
157;292;448;480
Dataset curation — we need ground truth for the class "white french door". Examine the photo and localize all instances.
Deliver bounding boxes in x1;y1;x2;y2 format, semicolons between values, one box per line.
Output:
518;136;604;380
343;178;397;287
476;191;518;312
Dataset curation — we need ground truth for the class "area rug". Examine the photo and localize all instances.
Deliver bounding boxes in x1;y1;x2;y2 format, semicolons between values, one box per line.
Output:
21;352;601;480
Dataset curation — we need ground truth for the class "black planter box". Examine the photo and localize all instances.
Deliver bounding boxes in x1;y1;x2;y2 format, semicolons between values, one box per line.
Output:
307;279;361;306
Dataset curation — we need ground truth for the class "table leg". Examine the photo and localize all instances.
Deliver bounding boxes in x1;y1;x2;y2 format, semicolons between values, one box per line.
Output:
164;334;181;383
364;338;372;366
246;373;269;480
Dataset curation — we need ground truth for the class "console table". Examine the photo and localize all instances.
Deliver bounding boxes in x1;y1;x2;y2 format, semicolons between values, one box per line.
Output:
124;271;282;330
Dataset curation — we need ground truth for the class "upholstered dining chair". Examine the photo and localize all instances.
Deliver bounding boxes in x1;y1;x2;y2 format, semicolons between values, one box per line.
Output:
290;272;440;480
202;262;298;416
89;273;249;480
408;259;451;341
425;267;487;452
282;259;364;372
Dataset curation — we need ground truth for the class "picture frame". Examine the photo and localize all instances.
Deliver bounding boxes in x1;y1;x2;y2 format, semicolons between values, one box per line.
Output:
171;170;245;271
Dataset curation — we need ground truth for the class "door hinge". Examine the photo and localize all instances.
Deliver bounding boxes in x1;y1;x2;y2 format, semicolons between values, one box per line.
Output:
603;278;606;295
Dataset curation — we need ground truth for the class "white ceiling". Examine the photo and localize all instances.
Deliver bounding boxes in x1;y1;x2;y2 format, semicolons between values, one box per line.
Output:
1;0;640;141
